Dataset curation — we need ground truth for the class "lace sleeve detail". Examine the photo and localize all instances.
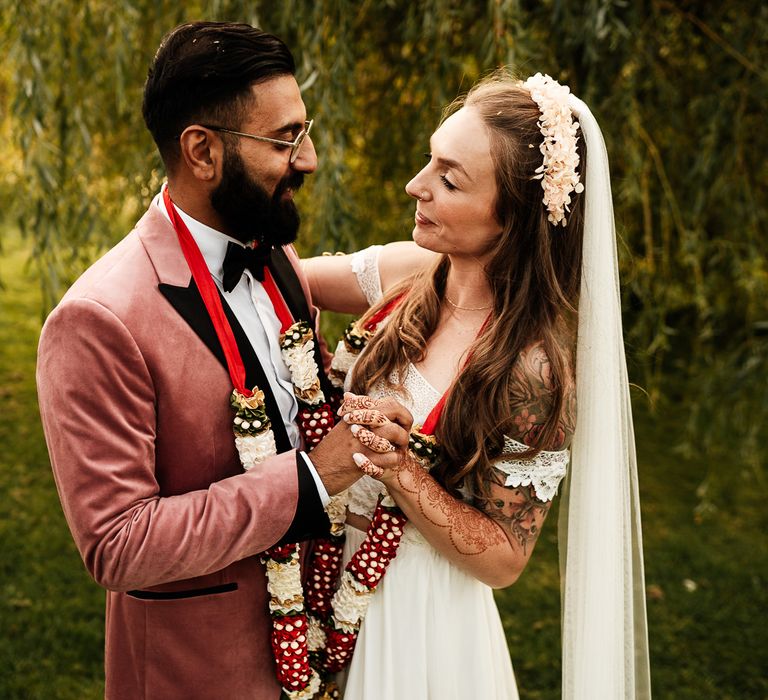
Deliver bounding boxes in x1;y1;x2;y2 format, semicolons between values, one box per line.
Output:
350;245;383;306
491;436;569;502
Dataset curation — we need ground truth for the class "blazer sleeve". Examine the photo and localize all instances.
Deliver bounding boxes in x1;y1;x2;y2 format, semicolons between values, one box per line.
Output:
36;296;324;592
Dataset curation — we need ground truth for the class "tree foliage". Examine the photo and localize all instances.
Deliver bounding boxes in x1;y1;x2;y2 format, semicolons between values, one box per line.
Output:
3;0;766;498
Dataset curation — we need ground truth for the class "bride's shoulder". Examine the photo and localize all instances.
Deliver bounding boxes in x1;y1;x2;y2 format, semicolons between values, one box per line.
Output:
506;340;576;451
378;241;440;293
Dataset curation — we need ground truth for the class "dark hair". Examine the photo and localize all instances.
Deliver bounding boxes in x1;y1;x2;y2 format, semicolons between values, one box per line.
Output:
351;70;586;498
142;21;295;168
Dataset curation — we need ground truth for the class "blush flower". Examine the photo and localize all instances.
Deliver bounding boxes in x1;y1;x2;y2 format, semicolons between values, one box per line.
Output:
523;73;585;227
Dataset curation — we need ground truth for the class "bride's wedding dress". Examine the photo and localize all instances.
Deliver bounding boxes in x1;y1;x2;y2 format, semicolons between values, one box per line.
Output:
338;247;568;700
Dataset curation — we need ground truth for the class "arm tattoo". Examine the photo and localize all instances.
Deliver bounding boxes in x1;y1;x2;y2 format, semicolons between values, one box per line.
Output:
508;342;575;449
395;458;508;556
475;470;551;555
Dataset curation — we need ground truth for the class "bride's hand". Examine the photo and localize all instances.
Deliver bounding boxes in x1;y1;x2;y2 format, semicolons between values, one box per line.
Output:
351;442;418;484
338;392;414;432
339;392;413;480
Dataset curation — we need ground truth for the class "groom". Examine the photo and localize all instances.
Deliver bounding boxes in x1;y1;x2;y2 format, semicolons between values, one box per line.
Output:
36;21;407;700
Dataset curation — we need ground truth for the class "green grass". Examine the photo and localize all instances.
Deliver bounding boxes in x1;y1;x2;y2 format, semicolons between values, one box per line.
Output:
1;228;766;699
0;230;105;698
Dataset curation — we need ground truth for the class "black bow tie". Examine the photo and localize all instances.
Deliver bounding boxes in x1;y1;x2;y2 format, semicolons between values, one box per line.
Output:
222;242;272;291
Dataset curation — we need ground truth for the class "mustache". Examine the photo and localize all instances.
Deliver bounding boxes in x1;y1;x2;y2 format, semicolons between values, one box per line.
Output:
275;172;305;198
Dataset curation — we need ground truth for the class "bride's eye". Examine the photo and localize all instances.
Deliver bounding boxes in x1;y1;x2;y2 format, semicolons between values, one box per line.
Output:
440;174;457;191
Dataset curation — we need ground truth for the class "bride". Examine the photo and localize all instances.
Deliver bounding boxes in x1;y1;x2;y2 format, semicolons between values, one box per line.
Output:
302;71;651;699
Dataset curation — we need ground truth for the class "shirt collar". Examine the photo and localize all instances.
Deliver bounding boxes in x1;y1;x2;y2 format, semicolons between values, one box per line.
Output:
154;185;249;283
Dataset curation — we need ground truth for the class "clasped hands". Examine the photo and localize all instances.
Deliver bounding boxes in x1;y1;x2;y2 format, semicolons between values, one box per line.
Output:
339;392;415;483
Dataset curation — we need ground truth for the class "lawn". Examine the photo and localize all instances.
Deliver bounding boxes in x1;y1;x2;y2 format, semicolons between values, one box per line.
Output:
1;227;766;699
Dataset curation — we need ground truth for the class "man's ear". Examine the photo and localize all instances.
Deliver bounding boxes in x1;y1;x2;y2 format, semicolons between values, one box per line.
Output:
178;125;223;183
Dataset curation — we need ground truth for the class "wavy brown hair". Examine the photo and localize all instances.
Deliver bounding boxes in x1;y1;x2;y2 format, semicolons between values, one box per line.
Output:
350;71;587;498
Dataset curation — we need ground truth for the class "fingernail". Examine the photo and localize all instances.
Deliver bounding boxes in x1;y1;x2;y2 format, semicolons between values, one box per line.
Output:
350;423;360;435
352;452;367;466
343;413;352;423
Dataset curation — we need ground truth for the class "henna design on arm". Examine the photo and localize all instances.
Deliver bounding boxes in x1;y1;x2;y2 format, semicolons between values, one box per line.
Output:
394;458;508;556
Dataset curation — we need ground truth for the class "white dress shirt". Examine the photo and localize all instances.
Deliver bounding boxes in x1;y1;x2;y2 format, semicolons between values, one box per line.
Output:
154;190;329;505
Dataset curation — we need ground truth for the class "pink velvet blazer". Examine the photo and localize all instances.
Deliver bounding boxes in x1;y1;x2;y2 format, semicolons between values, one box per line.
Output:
37;205;331;699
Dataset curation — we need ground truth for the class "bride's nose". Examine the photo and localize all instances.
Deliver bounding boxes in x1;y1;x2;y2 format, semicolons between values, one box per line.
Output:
405;172;429;200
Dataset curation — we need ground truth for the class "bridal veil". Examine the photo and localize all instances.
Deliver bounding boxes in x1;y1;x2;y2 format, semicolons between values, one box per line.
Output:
558;95;652;699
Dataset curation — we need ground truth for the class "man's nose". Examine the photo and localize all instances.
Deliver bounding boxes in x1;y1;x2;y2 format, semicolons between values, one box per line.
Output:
292;135;317;173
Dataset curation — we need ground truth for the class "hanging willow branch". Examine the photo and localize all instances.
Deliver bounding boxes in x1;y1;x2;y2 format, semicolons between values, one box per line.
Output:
6;0;767;494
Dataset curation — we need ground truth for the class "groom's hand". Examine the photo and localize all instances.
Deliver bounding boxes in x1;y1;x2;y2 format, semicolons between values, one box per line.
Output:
310;413;409;496
338;392;414;479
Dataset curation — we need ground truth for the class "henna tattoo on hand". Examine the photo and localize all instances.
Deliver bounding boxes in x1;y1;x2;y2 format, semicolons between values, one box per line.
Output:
343;409;389;426
352;425;395;453
394;458;507;556
353;452;384;478
338;394;380;415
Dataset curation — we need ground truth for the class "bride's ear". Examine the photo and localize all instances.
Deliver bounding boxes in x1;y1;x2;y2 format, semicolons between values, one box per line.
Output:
178;125;222;183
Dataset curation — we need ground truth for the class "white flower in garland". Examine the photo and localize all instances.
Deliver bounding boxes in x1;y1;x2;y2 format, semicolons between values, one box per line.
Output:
307;616;327;651
329;341;358;386
331;571;374;631
281;322;325;405
285;670;321;700
234;432;277;470
230;388;278;470
325;491;349;537
265;554;305;614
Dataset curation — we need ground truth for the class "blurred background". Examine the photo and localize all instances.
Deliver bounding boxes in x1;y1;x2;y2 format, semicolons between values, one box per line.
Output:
1;1;766;698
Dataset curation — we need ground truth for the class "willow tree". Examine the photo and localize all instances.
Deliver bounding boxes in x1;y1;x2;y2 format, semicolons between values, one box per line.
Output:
5;0;767;495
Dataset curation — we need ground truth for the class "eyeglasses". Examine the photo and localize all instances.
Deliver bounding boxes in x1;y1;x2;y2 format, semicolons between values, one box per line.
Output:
202;119;314;164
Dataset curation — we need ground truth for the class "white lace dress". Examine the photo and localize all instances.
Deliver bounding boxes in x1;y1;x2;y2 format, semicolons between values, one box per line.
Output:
338;247;569;700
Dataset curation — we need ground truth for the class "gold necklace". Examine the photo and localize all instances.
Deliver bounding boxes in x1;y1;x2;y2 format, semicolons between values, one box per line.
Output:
444;295;492;311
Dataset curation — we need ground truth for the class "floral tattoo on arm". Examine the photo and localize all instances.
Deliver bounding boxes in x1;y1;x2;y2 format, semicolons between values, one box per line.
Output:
475;470;552;555
508;342;576;449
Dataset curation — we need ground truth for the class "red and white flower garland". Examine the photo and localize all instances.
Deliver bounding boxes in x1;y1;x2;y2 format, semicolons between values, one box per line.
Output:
232;310;437;698
163;184;437;697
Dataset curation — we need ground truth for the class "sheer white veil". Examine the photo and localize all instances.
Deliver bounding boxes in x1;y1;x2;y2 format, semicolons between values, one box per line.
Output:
558;94;652;698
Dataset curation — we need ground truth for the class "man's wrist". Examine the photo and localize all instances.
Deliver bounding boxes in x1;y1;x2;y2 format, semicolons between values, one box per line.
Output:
299;451;331;507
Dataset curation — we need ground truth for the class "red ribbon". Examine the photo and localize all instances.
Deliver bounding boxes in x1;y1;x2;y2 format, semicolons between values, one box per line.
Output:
162;186;296;395
420;313;492;436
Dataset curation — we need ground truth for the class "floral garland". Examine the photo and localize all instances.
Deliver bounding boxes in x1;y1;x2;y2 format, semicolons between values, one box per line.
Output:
233;308;439;698
308;317;441;676
232;319;336;699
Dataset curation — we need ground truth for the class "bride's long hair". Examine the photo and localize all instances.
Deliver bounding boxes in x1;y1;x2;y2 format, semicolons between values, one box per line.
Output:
350;72;587;498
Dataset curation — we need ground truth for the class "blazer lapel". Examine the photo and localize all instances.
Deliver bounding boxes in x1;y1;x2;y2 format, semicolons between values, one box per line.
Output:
158;280;292;453
138;206;292;453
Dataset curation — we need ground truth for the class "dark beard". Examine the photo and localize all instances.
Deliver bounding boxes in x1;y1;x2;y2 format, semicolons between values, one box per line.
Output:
210;143;303;247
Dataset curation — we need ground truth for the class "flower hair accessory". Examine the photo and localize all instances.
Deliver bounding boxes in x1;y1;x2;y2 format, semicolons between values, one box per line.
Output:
522;73;584;227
